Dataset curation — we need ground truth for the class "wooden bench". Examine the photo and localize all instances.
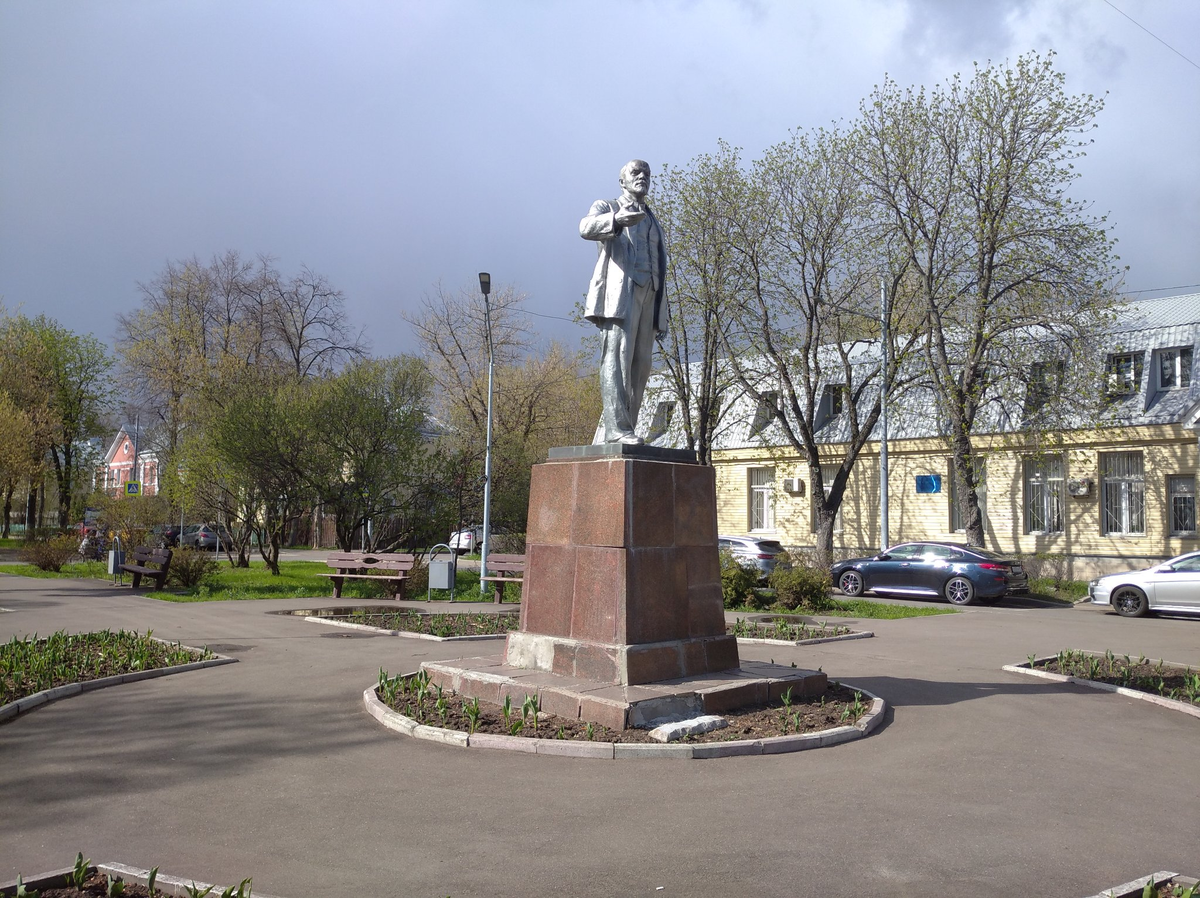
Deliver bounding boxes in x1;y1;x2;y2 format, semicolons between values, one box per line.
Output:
321;552;415;600
120;545;173;589
481;553;525;604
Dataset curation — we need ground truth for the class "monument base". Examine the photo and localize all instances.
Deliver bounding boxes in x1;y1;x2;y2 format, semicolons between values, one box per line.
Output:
422;653;828;732
504;629;739;686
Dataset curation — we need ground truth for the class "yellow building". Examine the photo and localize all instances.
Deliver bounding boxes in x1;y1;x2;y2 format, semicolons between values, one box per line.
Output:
646;294;1200;578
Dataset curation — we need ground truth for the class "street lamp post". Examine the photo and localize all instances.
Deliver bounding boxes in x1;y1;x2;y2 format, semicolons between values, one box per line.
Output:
478;272;495;598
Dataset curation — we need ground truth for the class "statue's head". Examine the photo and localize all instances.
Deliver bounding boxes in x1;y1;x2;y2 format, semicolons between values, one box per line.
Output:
619;159;651;198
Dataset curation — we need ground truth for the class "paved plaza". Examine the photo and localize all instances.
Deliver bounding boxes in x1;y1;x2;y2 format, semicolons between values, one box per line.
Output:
1;572;1197;897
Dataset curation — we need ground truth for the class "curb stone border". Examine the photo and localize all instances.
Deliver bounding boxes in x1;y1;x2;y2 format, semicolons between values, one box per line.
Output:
0;639;236;725
362;680;886;759
0;862;288;898
304;615;508;641
1081;871;1193;898
1003;656;1200;721
735;630;874;647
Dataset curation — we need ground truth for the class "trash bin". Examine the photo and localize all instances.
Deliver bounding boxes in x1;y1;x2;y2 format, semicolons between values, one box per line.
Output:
107;549;125;575
429;558;455;590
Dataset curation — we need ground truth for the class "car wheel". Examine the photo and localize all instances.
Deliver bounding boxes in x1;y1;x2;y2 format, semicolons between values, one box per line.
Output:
944;576;976;606
1112;586;1149;618
838;570;864;597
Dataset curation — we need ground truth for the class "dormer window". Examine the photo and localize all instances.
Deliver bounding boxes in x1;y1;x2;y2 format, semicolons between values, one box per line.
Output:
749;391;779;437
1026;360;1064;414
1154;347;1192;391
1105;352;1141;395
825;384;844;418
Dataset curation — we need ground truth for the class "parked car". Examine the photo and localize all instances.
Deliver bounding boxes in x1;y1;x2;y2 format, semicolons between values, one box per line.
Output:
831;541;1029;606
718;535;788;580
151;524;182;548
1089;551;1200;618
180;523;232;551
449;526;483;556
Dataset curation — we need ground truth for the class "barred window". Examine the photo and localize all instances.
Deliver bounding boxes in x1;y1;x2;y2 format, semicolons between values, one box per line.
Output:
748;467;775;531
1101;452;1145;535
749;392;779;437
1168;475;1196;536
1024;456;1064;534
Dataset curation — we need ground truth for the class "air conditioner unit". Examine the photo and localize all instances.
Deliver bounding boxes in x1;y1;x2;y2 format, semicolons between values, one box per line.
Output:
1067;478;1093;497
781;477;805;496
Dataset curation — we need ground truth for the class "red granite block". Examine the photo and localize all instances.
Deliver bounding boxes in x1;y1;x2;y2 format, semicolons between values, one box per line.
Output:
498;682;539;708
538;686;581;721
701;680;766;714
425;668;456;692
550;641;577;677
767;672;827;701
578;694;628;731
573;641;620;682
572;460;629;547
688;583;727;638
681;638;708;677
683;545;721;589
457;674;502;705
570;546;625;642
526;462;577;546
625;642;685;685
625;548;688;644
674;464;718;546
703;634;741;673
629;460;675;547
522;544;576;638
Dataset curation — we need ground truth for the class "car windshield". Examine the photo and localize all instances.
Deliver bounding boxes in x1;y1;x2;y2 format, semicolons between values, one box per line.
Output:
754;541;783;554
964;547;1007;561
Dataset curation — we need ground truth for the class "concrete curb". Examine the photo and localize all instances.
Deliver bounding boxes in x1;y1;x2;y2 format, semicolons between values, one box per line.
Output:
305;615;508;641
0;642;236;725
1079;871;1183;898
735;630;874;647
362;682;886;759
1003;656;1200;721
0;862;287;898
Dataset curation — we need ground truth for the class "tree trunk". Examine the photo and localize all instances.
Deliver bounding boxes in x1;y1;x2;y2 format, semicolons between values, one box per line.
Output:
951;435;985;547
2;483;12;538
25;479;37;539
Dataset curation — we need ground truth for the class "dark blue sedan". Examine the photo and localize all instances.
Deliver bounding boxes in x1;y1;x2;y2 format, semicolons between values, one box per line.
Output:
831;542;1029;606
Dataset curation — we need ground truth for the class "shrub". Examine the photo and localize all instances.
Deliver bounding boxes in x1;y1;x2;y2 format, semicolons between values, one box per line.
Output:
405;554;429;597
18;535;79;572
769;563;836;613
489;532;527;554
720;550;759;609
168;548;219;588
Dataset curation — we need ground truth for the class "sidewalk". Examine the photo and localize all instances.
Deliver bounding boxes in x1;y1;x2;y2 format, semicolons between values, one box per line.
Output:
1;571;1197;896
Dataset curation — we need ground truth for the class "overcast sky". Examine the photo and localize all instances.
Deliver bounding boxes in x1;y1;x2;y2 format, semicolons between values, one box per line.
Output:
2;0;1197;360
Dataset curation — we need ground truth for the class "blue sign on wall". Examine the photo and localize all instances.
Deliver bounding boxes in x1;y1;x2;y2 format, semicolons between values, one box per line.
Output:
915;474;942;494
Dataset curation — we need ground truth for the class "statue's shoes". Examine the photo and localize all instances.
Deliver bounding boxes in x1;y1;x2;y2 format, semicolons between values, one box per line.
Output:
619;433;644;445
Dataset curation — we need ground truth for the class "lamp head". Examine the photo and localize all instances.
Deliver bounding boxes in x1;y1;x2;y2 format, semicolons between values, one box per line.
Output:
478;272;491;296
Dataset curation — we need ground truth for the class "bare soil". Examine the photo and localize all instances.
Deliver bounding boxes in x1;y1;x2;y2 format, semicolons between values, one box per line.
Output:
378;681;869;743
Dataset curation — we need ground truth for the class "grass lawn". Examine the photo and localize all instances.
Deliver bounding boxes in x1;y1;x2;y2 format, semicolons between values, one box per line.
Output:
730;596;957;619
1028;578;1089;604
0;559;519;603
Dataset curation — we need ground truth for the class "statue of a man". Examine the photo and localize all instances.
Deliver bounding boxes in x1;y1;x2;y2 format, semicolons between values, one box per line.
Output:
580;159;668;445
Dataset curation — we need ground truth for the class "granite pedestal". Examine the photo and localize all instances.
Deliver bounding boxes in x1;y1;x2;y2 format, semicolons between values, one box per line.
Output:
421;445;826;730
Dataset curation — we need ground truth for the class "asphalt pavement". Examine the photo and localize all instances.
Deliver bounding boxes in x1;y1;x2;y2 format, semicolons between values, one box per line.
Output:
0;573;1197;897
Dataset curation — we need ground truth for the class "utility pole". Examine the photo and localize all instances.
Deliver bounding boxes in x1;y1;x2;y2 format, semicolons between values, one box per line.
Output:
879;279;890;552
478;272;495;598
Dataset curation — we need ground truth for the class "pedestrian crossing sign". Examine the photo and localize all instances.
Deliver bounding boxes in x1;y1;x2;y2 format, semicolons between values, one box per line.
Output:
124;481;141;496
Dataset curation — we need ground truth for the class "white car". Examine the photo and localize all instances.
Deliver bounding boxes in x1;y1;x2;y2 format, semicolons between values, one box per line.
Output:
1089;551;1200;618
449;527;482;556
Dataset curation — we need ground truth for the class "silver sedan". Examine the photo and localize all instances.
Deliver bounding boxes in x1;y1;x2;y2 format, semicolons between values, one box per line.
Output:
1089;551;1200;618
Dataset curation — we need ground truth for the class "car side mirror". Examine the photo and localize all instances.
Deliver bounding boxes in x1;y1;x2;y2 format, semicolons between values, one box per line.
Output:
875;553;890;561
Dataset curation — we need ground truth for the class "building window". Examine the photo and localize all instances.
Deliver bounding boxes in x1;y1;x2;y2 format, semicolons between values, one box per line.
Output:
645;401;675;442
749;392;779;437
949;458;987;533
1101;451;1145;535
748;467;775;531
1155;347;1192;391
810;464;844;533
1168;474;1196;536
1106;352;1141;395
1024;456;1064;534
